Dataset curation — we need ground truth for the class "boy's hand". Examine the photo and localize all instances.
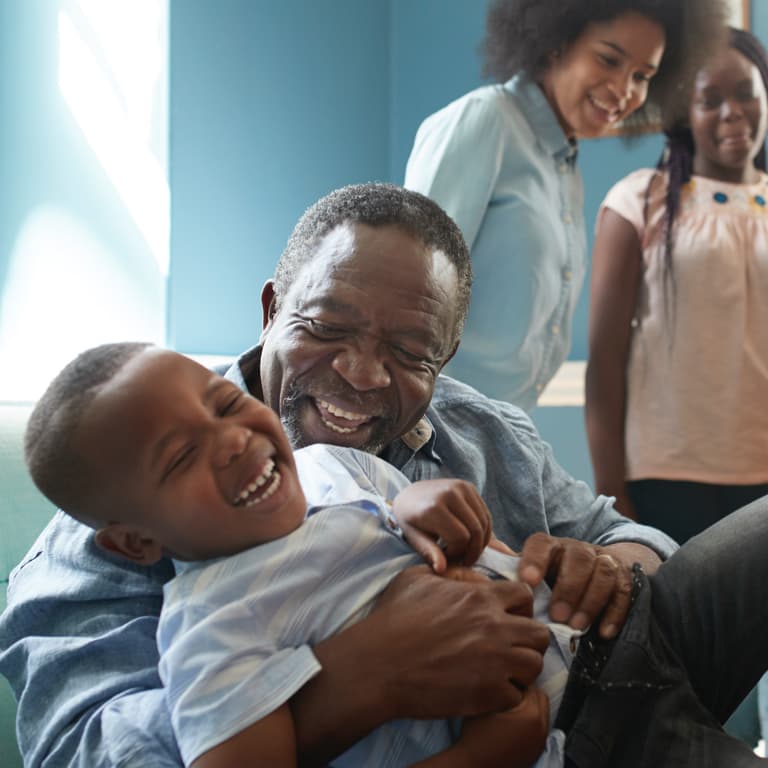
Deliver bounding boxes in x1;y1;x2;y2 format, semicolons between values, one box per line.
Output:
393;479;492;572
455;686;550;768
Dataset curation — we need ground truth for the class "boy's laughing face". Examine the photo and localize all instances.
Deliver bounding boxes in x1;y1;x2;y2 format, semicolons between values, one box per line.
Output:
75;347;306;562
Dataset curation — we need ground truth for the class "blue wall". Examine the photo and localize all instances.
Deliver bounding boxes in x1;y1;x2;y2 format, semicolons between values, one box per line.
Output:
169;0;390;354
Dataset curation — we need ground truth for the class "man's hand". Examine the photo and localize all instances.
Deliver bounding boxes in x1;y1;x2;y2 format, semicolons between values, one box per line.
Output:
517;533;637;639
373;566;549;715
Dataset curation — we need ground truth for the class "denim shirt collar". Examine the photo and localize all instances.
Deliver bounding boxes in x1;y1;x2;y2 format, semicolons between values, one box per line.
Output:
226;343;441;461
503;73;578;167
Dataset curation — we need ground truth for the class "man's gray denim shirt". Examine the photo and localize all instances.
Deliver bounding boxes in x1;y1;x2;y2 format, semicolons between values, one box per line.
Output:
0;347;677;767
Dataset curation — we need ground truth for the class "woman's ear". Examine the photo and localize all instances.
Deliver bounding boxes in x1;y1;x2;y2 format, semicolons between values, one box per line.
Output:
94;525;165;565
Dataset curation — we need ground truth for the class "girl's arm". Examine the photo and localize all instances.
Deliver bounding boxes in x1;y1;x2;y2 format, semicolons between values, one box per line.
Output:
585;207;644;520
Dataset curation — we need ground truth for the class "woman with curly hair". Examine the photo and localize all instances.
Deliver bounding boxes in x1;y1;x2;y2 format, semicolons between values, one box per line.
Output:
405;0;727;411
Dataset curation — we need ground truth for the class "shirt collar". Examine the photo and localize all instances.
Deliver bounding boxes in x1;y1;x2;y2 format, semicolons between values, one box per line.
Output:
225;343;262;396
400;416;434;452
503;73;578;166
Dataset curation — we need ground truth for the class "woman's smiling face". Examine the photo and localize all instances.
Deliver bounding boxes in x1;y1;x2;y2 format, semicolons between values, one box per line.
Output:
539;11;665;139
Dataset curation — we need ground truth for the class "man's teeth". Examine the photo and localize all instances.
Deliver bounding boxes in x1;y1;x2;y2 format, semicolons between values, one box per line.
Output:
234;459;281;506
317;399;368;433
317;400;367;420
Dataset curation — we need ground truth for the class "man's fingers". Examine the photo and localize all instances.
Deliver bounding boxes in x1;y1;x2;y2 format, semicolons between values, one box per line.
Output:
596;557;633;639
567;552;620;630
488;578;535;619
546;542;595;623
517;531;559;586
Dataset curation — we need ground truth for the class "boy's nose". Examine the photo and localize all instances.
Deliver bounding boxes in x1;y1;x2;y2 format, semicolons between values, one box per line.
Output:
214;424;251;467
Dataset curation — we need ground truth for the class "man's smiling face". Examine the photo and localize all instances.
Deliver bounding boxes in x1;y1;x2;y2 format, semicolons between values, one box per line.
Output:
259;222;460;454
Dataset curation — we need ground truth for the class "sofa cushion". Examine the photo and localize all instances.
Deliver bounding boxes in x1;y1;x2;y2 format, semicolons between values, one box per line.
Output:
1;402;57;768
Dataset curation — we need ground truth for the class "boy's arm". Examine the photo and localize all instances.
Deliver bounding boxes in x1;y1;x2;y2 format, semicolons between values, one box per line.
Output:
191;705;297;768
413;686;550;768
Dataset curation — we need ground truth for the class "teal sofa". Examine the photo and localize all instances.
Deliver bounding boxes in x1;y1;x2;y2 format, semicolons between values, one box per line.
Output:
1;403;57;768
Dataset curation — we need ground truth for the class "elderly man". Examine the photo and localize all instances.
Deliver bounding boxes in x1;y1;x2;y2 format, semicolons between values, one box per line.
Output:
0;184;675;767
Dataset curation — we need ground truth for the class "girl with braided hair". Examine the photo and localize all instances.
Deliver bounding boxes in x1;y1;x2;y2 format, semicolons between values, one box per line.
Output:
587;30;768;748
405;0;727;410
586;25;768;539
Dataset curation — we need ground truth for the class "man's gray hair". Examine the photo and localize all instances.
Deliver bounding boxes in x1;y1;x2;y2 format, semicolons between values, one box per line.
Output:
274;183;472;344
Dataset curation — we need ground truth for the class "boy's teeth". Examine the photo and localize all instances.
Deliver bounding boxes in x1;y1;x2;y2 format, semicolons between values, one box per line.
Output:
235;459;276;502
243;470;281;507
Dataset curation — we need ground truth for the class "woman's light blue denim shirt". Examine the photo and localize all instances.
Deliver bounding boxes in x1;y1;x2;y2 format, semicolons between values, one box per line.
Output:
405;73;586;411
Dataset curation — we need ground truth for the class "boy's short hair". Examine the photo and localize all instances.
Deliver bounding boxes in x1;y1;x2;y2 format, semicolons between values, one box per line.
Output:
25;342;152;521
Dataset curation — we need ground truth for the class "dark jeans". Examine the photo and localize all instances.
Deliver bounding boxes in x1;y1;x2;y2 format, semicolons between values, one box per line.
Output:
556;496;768;767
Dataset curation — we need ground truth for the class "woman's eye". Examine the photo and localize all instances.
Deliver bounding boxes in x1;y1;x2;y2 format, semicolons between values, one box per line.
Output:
599;54;618;68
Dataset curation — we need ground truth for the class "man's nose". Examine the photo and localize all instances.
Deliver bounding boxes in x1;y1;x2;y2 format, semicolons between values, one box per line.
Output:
331;344;391;391
213;424;251;467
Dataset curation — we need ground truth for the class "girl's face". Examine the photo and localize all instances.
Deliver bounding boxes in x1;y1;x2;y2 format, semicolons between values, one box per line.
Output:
539;11;665;139
690;46;768;183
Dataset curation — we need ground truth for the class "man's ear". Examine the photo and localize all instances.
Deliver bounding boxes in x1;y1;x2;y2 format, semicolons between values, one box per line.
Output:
440;339;460;371
261;280;277;331
94;525;165;565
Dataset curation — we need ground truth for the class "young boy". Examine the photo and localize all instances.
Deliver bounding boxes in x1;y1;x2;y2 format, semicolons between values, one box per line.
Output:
25;342;575;767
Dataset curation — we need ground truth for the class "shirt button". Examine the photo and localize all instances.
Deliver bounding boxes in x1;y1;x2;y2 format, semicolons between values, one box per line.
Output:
562;268;572;281
563;212;572;224
558;163;568;174
535;383;543;393
551;324;560;336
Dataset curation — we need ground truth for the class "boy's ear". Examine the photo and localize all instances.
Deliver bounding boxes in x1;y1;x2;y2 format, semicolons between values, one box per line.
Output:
94;525;165;565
